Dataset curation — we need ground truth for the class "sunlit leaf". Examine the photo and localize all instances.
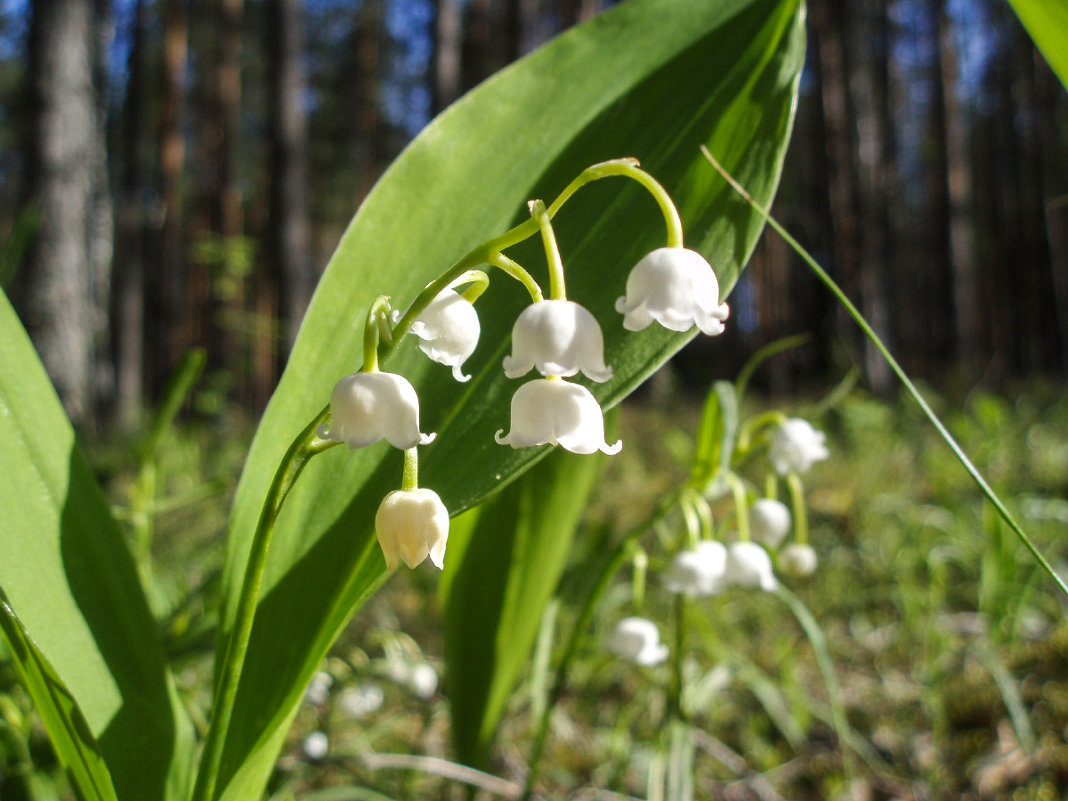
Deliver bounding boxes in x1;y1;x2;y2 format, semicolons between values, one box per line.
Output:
440;446;609;767
0;290;196;801
1006;0;1068;90
0;589;117;801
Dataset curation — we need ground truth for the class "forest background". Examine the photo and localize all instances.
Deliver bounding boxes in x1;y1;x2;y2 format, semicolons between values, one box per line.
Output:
3;0;1067;430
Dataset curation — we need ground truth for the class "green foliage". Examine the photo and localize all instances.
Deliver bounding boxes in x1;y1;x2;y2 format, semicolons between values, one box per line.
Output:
1007;0;1068;91
0;289;196;801
0;590;116;801
211;0;804;797
440;443;610;768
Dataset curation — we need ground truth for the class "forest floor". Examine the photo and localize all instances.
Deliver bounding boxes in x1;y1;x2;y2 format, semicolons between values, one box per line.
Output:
8;379;1068;801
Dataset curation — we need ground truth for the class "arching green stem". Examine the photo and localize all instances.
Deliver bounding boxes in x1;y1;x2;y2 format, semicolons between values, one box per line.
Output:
764;472;778;502
486;252;542;303
530;199;567;300
192;407;337;801
736;410;787;454
786;472;808;545
725;472;751;542
362;296;393;372
401;447;419;492
451;270;491;304
631;546;648;613
546;158;684;248
682;486;714;541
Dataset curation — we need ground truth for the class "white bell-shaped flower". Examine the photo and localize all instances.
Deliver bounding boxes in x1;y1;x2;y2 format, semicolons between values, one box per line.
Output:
749;498;792;548
502;299;612;382
615;247;730;336
319;371;436;450
495;378;622;455
374;487;450;570
397;289;480;382
302;731;329;760
605;617;669;666
769;418;829;475
778;543;818;577
663;541;727;595
724;541;778;591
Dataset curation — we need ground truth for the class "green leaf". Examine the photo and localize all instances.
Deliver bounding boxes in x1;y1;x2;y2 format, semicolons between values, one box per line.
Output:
1007;0;1068;91
213;0;804;796
440;446;608;768
691;380;739;488
0;289;195;801
0;589;117;801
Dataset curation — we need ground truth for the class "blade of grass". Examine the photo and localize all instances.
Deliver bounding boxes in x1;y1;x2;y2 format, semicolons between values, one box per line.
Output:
701;145;1068;600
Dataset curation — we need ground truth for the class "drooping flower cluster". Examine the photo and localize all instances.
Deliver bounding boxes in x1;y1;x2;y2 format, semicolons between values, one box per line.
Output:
318;161;734;572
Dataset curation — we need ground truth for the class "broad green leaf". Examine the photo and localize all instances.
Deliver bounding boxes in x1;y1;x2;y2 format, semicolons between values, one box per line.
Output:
213;0;804;797
0;589;117;801
1007;0;1068;90
440;445;609;767
0;289;195;801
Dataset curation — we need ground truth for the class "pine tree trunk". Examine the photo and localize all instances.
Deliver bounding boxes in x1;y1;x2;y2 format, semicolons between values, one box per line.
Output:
433;0;463;113
267;0;313;360
112;0;148;428
150;0;189;398
940;5;982;371
21;0;97;423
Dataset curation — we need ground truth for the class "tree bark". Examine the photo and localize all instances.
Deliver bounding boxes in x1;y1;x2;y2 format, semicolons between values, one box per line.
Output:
940;4;982;371
433;0;463;113
112;0;148;428
267;0;313;360
150;0;189;398
21;0;97;423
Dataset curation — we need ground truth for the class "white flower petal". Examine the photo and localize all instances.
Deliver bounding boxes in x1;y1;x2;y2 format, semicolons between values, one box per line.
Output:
724;541;778;591
769;418;829;475
749;498;792;548
503;300;613;382
605;617;668;666
778;544;818;577
375;488;450;570
616;247;729;336
399;289;480;382
322;372;436;450
664;542;727;595
495;378;621;455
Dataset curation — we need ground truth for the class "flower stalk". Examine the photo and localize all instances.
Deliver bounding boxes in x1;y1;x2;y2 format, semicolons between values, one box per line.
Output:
192;406;336;801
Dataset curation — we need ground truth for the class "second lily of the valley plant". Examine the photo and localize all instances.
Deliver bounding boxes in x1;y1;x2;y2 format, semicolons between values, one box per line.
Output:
318;157;731;571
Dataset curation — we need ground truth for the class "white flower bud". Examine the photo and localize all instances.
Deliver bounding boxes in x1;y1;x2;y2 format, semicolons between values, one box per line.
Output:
615;247;730;336
663;541;727;595
769;418;829;475
339;684;384;718
724;541;778;591
503;299;613;382
304;670;333;705
375;488;450;570
749;498;792;548
495;378;622;455
605;617;668;666
319;371;436;450
398;289;480;382
408;663;438;698
302;731;329;760
778;543;818;577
